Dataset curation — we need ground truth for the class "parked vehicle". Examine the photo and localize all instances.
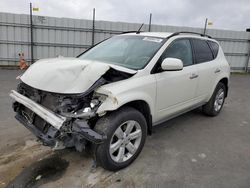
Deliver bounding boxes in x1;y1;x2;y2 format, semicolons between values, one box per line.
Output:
10;31;230;171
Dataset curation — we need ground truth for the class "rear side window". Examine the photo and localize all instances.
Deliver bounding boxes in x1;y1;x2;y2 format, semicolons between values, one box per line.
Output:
192;39;213;63
208;41;219;58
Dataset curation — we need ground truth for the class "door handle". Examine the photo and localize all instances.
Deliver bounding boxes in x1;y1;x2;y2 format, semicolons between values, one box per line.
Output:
214;68;221;73
190;73;199;79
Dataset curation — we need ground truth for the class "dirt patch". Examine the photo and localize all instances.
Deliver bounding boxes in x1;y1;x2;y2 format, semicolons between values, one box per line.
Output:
6;154;69;188
0;141;51;187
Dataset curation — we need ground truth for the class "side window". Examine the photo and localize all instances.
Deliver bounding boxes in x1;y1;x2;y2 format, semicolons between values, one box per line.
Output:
208;41;219;58
162;39;193;66
192;39;214;63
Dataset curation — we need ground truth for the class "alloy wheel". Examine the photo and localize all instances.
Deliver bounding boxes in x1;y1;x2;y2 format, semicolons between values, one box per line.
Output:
109;120;142;163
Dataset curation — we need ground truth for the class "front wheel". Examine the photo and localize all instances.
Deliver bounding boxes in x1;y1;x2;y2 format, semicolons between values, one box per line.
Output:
203;82;226;116
93;107;147;171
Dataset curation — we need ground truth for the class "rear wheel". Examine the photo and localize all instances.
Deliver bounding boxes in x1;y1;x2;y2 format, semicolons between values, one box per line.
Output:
93;107;147;171
203;82;226;116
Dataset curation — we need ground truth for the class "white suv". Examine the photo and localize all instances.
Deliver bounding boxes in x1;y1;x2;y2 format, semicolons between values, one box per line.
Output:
10;31;230;171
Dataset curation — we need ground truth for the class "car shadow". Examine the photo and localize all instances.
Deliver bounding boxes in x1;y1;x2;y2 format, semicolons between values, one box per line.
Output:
152;108;204;133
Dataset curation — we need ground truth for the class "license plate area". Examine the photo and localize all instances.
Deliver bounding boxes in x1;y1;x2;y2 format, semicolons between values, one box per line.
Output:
20;105;50;133
21;106;34;124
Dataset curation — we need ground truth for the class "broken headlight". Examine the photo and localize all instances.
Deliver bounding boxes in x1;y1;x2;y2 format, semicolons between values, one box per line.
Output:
59;93;107;119
56;97;79;114
90;99;100;108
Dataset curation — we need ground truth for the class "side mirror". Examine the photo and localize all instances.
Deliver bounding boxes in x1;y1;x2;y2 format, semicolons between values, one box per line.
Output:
161;58;183;71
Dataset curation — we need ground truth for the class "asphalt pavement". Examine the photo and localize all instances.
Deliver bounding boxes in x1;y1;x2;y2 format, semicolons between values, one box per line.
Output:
0;69;250;188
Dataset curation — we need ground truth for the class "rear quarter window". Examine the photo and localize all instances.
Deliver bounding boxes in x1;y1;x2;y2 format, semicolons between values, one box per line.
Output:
207;41;219;58
191;39;214;63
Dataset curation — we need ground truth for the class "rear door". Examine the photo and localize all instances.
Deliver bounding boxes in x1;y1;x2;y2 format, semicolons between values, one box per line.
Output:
191;39;220;102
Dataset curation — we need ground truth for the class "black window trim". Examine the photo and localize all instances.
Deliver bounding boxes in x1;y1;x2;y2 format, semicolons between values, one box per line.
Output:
190;38;215;64
207;40;219;59
151;37;194;74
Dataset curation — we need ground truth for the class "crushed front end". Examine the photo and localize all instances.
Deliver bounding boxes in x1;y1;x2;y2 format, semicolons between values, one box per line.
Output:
10;82;107;152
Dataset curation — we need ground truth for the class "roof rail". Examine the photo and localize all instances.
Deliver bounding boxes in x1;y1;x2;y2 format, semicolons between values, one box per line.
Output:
167;31;212;39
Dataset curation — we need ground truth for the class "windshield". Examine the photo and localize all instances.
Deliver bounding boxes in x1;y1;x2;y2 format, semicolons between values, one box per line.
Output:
78;35;165;70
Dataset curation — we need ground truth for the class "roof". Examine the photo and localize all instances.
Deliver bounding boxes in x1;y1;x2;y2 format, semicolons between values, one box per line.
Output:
122;32;173;38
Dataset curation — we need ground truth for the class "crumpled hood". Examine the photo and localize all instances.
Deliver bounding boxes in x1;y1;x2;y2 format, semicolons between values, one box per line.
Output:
20;57;137;94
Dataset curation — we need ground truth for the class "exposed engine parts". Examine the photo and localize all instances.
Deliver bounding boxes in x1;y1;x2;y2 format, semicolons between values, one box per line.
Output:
12;68;133;152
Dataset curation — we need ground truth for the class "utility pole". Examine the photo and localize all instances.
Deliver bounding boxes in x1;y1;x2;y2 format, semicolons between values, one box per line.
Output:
203;18;208;35
148;13;152;32
29;3;34;64
246;46;250;73
92;8;95;46
245;28;250;72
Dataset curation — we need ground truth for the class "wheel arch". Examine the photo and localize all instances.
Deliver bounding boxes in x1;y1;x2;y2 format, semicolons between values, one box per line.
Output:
120;100;153;135
206;76;229;103
98;99;153;135
218;77;229;97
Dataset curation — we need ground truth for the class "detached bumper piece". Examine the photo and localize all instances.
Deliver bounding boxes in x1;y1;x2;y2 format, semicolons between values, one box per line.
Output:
72;120;107;144
10;90;106;149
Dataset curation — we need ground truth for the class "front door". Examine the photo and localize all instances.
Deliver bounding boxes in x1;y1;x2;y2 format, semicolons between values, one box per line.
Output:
154;38;199;123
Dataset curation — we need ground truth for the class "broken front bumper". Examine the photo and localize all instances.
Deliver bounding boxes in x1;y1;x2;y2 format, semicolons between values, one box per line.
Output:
10;90;106;147
10;90;66;129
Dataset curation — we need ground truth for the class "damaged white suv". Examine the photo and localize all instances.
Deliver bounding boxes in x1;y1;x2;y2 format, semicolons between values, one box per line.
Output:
10;31;230;171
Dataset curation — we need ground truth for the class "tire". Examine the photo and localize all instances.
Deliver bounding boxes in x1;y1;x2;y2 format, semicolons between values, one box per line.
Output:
93;107;147;171
202;82;226;116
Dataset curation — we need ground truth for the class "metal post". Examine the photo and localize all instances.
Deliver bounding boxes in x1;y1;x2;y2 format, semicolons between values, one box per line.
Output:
245;40;250;73
92;8;95;46
245;29;250;73
203;18;208;35
148;13;152;32
29;3;34;64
